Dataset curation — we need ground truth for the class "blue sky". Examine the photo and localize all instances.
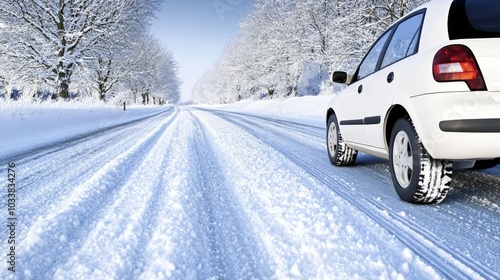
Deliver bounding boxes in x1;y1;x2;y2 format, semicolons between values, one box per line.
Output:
151;0;254;102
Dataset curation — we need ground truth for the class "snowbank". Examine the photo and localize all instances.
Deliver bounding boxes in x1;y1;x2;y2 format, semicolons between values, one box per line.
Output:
0;101;168;157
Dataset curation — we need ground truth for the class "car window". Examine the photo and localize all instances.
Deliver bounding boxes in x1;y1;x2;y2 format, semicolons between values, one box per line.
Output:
357;31;392;81
407;26;421;56
381;14;424;68
449;0;500;39
466;0;500;33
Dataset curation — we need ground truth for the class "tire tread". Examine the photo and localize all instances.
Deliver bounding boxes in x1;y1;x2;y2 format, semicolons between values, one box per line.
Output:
335;133;358;166
327;115;357;166
390;117;453;204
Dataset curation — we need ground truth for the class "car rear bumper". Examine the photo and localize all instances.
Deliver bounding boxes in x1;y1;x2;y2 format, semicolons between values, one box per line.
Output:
440;119;500;133
409;91;500;160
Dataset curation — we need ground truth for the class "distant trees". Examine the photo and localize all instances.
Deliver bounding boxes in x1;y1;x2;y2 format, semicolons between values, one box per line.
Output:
120;33;181;105
0;0;181;104
193;0;428;104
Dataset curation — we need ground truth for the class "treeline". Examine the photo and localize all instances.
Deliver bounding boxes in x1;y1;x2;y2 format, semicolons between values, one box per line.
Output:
0;0;181;104
193;0;428;104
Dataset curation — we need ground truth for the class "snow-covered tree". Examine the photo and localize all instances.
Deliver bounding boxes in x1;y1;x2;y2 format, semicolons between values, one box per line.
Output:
120;34;181;105
0;0;163;100
193;0;429;104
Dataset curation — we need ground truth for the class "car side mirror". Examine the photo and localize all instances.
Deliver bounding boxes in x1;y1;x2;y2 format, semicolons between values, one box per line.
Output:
332;71;352;84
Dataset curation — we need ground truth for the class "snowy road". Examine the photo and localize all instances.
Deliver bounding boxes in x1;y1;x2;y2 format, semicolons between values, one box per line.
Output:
1;106;499;279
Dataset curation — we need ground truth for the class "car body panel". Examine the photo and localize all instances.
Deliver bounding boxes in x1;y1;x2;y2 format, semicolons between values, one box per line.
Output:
464;39;500;92
336;80;368;145
365;60;406;150
409;91;500;159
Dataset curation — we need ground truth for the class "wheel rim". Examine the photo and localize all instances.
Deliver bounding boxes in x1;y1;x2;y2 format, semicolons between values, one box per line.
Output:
392;131;413;188
328;121;338;156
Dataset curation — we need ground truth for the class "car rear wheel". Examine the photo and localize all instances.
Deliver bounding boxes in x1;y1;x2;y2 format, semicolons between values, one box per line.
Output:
389;118;453;204
327;114;357;166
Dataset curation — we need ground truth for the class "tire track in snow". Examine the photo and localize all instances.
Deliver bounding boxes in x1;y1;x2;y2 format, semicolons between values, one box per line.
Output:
187;109;272;279
206;108;498;280
0;109;172;220
1;109;176;235
191;108;443;279
196;107;325;140
53;108;181;279
10;109;179;279
136;109;218;279
0;108;172;166
134;108;271;279
197;108;325;136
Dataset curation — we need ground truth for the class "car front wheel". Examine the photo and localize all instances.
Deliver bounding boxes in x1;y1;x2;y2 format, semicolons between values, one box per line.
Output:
389;118;453;204
327;114;357;166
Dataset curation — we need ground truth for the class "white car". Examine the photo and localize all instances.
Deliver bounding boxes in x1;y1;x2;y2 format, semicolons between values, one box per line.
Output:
326;0;500;204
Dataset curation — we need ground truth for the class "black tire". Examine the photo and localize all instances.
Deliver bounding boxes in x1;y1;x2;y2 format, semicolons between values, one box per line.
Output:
327;114;357;166
389;118;453;204
472;160;497;170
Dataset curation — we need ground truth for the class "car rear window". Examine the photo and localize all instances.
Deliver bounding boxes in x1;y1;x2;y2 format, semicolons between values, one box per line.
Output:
448;0;500;39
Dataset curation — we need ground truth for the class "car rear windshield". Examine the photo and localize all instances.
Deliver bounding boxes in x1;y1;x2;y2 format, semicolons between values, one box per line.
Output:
448;0;500;39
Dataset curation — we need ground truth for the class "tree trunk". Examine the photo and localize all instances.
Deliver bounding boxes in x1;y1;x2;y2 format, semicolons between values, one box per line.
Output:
268;88;274;99
57;77;70;99
141;93;150;105
98;82;106;101
0;76;9;99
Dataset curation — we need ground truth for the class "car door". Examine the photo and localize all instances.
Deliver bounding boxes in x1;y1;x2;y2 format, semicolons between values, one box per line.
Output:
365;12;426;149
337;78;368;145
339;30;393;146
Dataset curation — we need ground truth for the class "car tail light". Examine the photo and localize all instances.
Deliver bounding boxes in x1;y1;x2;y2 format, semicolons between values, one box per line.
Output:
433;45;487;91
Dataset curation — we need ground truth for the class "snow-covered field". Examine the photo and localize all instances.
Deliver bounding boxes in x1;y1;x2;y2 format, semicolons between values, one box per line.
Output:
1;97;499;279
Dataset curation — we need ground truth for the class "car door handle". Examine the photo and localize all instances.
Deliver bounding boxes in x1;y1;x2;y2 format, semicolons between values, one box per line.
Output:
358;85;363;94
387;72;395;83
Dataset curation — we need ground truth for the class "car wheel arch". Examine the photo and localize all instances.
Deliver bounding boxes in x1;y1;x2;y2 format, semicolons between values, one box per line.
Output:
385;105;410;150
326;108;335;126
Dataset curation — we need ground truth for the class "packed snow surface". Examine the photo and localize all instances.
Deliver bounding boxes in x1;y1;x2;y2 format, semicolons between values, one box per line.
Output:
1;97;499;279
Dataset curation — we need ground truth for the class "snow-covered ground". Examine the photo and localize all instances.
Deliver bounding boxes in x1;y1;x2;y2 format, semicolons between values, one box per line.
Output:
1;97;499;279
0;101;166;158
